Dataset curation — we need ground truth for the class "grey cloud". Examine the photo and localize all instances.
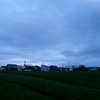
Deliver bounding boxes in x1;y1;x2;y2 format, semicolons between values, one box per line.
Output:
61;45;100;64
0;0;100;66
62;45;100;56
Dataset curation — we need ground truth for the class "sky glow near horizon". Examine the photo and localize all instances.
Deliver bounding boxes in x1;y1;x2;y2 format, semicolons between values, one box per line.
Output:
0;0;100;67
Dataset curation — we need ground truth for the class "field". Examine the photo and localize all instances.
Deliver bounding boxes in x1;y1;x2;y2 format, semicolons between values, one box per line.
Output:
0;71;100;100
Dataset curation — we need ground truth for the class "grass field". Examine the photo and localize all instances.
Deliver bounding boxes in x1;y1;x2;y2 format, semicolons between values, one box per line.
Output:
0;71;100;100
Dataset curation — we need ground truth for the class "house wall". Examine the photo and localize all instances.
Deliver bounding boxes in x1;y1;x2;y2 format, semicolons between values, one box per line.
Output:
41;65;49;71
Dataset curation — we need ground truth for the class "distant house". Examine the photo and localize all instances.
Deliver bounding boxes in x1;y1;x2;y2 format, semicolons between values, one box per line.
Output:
17;65;23;71
17;64;40;71
23;64;34;71
33;65;41;71
41;65;49;71
58;67;68;72
88;67;98;71
6;64;17;70
49;65;58;71
0;66;6;71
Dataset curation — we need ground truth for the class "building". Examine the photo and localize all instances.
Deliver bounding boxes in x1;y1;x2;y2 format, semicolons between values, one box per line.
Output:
24;64;34;71
41;65;49;71
6;64;17;70
17;65;23;71
88;67;98;71
0;66;6;71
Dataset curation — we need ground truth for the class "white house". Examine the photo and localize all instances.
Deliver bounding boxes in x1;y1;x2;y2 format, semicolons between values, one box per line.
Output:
41;65;49;71
88;67;98;71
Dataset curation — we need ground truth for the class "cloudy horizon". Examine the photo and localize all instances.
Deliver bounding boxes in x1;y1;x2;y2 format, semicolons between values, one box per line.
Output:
0;0;100;67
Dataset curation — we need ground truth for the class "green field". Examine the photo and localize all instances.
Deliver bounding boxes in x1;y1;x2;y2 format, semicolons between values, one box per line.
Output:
0;71;100;100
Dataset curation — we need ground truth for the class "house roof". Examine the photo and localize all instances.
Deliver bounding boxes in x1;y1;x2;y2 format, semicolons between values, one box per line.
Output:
17;67;22;68
17;65;23;69
6;64;17;66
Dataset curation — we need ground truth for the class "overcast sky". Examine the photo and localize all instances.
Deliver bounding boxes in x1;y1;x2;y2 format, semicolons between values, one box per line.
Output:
0;0;100;67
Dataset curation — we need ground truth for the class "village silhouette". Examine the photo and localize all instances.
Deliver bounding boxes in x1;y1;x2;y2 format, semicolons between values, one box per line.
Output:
1;60;100;72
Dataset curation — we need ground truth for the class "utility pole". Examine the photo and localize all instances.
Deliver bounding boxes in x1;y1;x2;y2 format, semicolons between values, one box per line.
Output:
68;62;70;68
43;61;44;65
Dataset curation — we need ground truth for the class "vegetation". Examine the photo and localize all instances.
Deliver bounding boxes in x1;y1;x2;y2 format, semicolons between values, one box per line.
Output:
0;71;100;100
0;79;55;100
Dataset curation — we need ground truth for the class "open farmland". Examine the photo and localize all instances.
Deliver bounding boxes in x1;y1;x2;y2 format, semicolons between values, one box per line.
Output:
0;71;100;100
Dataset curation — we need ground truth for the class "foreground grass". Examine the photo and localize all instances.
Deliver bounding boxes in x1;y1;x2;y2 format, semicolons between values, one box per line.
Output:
0;79;56;100
1;71;100;89
0;72;100;100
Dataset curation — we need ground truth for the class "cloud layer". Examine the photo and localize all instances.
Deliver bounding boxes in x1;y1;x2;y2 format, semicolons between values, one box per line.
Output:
0;0;100;66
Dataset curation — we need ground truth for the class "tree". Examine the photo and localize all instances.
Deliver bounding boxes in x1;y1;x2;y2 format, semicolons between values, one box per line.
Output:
78;65;87;71
73;68;78;71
